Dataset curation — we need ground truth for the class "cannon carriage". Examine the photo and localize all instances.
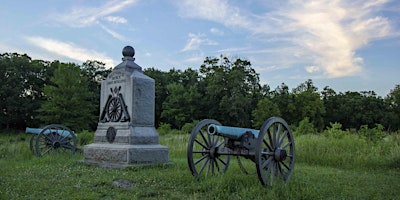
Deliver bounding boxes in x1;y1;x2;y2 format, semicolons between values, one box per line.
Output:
26;124;79;156
187;117;295;186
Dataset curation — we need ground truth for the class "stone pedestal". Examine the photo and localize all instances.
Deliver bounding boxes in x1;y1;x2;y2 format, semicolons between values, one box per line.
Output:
83;46;169;168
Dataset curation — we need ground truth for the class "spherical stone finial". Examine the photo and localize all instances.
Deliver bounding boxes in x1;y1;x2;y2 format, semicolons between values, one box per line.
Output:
122;46;135;58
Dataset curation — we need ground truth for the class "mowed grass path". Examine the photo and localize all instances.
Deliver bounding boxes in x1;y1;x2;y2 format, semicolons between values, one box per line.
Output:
1;133;399;199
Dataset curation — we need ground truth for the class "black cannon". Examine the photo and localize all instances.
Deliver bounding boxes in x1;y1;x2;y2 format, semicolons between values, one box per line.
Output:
187;117;295;186
26;124;79;156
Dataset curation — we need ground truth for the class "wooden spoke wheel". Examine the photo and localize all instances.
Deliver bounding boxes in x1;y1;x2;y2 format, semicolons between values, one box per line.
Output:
255;117;295;186
30;134;38;155
187;119;230;178
107;97;123;122
35;124;77;157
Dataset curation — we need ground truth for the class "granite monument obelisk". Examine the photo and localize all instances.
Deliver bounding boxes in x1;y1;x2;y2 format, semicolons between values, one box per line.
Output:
84;46;169;167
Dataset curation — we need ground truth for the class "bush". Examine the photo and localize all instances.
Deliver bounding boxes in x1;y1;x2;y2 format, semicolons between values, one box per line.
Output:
181;120;199;134
295;117;316;136
157;123;172;135
358;124;387;143
77;130;94;146
323;122;347;138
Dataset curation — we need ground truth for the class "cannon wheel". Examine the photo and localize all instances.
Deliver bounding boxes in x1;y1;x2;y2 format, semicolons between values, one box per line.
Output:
187;119;230;177
29;134;38;155
255;117;295;186
35;124;77;157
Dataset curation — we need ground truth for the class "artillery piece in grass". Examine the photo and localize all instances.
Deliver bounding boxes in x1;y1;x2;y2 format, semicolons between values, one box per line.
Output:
187;117;295;186
26;124;79;157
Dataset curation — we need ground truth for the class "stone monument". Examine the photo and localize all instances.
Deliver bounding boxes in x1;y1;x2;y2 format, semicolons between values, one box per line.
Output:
83;46;169;167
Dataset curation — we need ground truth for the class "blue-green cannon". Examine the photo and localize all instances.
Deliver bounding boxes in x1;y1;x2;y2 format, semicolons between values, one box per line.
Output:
26;124;79;156
187;117;295;186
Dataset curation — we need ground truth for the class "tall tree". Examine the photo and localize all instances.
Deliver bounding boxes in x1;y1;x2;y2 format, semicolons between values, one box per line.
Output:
81;60;111;129
0;53;49;129
252;98;281;128
199;56;261;127
271;83;296;125
385;85;400;131
37;63;95;131
292;79;325;130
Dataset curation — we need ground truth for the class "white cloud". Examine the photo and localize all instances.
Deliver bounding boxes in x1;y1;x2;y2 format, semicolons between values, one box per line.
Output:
210;28;224;35
56;0;137;27
181;33;217;52
98;23;129;41
176;0;253;30
25;36;115;67
104;16;128;24
306;66;321;73
276;0;392;77
176;0;396;78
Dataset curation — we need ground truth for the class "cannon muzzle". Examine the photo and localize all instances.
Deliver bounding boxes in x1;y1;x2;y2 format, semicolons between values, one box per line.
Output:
207;124;259;140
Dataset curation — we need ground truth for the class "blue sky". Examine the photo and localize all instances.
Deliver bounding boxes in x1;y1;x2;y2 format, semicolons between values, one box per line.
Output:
1;0;399;97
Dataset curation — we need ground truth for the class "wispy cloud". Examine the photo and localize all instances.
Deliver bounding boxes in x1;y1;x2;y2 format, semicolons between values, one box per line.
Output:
176;0;253;30
98;22;130;41
25;36;115;67
53;0;137;42
181;33;217;52
56;0;137;27
176;0;396;78
104;16;128;24
210;28;224;36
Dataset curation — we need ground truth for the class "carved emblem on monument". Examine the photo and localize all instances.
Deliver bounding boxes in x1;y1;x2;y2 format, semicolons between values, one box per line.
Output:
100;86;130;123
106;126;117;143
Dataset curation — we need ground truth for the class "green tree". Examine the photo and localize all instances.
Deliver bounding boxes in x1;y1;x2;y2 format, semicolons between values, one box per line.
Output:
270;83;296;125
385;85;400;131
81;60;111;129
0;53;50;129
161;83;188;129
323;91;389;130
292;79;325;130
144;68;170;127
200;56;261;127
37;63;95;131
252;98;281;128
144;67;202;128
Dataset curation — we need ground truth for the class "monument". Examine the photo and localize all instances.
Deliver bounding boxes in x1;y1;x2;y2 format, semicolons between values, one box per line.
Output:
83;46;170;167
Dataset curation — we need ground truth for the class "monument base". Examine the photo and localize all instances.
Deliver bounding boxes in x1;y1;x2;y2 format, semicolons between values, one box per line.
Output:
83;143;170;168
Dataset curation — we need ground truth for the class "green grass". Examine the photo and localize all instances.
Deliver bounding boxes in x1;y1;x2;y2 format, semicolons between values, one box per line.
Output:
0;132;399;199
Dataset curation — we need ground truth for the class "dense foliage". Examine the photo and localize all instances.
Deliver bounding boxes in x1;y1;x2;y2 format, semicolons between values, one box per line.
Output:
0;53;110;131
1;52;399;132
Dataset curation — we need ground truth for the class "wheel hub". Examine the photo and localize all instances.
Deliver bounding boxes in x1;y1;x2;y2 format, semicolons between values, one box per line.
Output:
274;148;287;161
53;141;61;148
209;146;217;159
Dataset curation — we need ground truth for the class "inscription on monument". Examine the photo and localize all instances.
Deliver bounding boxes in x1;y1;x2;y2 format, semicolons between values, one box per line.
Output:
107;71;126;85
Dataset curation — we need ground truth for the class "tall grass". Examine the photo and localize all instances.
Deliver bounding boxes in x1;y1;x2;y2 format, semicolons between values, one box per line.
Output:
296;134;400;169
0;129;399;199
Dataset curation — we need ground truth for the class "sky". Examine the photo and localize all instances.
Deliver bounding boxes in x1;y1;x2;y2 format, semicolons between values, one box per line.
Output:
1;0;399;97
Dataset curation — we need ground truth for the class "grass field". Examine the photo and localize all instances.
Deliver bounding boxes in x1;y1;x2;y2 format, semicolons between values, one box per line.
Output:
0;131;399;199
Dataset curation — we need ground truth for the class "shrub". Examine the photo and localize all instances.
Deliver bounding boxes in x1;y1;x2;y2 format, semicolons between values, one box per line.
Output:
323;122;347;138
181;120;199;134
295;117;316;136
77;130;94;146
358;124;387;143
157;123;172;135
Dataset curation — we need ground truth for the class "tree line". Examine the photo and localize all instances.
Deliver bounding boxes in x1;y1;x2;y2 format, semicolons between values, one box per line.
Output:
1;53;399;132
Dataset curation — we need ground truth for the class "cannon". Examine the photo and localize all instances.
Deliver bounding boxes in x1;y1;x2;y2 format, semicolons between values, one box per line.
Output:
26;124;79;156
187;117;295;186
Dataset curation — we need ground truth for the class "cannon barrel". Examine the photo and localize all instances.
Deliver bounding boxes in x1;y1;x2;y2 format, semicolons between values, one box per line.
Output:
25;127;75;138
207;124;259;140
